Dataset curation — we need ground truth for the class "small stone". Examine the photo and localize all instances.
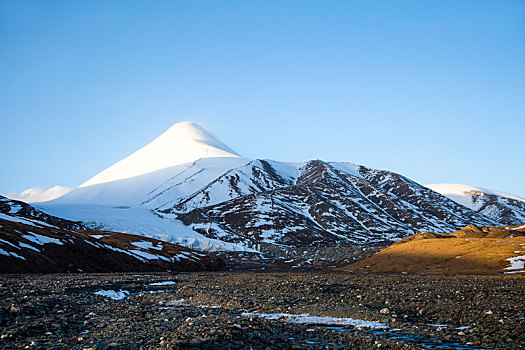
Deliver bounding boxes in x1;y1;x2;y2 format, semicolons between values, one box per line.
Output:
379;308;389;314
9;305;20;314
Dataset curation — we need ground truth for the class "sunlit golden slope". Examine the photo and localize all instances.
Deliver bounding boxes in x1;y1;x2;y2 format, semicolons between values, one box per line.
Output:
343;225;525;276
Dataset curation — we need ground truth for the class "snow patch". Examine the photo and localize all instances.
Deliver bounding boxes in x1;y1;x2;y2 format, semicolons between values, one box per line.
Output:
128;249;170;261
241;312;388;329
131;241;162;250
94;289;130;300
0;213;56;228
0;248;25;260
164;299;187;307
503;254;525;274
149;281;176;286
22;233;64;246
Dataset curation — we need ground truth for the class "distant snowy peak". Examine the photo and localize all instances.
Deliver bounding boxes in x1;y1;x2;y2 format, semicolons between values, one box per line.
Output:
425;184;524;204
426;184;525;225
80;122;241;188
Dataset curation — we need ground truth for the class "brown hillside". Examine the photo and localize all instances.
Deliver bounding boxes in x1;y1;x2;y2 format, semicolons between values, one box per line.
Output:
0;218;225;273
343;225;525;276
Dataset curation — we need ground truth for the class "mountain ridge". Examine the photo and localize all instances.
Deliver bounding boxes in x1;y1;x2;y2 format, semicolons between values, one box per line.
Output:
30;122;523;254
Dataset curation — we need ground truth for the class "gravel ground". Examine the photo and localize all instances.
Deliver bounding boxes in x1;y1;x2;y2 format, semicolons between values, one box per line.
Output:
0;271;523;349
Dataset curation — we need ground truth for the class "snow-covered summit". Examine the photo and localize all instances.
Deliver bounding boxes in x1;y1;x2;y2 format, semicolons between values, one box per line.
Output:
425;184;524;208
426;184;525;225
80;122;241;188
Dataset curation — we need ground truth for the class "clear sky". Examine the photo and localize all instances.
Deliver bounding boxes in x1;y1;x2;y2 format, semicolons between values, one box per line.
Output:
1;0;524;199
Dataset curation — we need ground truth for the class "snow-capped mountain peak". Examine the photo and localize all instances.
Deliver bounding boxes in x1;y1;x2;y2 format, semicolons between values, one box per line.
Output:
426;183;525;225
80;122;241;188
425;184;524;207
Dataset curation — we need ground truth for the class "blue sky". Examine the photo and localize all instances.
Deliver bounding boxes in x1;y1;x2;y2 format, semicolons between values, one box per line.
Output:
1;0;524;198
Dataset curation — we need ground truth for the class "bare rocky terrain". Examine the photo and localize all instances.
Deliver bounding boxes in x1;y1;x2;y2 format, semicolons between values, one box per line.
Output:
1;271;523;349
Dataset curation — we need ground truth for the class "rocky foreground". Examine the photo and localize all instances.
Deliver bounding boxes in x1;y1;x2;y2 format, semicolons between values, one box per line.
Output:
1;271;523;349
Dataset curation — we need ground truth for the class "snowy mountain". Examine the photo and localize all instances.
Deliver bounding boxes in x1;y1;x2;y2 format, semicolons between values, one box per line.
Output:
0;196;224;273
34;122;502;253
425;184;525;225
80;121;241;188
175;160;494;248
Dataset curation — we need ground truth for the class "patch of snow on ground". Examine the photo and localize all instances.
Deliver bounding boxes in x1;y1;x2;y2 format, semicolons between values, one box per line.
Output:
503;254;525;274
0;239;20;249
22;233;63;246
94;289;130;300
241;312;388;329
329;162;363;179
149;281;176;286
165;299;187;307
128;249;169;261
0;213;55;228
8;251;25;260
8;203;23;214
18;242;40;252
0;248;25;259
131;240;162;250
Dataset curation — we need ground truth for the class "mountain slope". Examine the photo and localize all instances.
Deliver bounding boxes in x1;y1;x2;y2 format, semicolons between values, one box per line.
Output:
35;203;257;252
175;160;495;248
426;184;525;225
1;196;83;230
0;196;224;273
344;225;525;275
